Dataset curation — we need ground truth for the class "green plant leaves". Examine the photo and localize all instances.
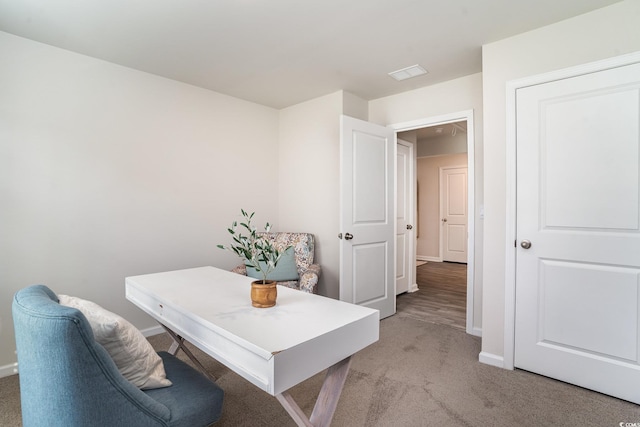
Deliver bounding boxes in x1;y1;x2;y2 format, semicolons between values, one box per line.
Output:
218;209;285;282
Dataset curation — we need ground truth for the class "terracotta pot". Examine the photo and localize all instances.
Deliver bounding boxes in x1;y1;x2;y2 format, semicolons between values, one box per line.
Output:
250;280;277;308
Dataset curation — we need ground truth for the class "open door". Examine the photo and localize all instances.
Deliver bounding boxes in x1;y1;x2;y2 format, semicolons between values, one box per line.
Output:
396;139;415;294
339;115;396;319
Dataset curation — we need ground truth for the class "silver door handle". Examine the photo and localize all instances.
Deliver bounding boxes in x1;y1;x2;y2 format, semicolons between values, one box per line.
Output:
406;224;413;230
520;240;532;249
344;233;354;240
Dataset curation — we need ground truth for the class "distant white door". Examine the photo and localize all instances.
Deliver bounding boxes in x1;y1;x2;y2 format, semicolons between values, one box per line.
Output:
340;115;396;319
396;140;415;295
514;60;640;403
440;166;467;263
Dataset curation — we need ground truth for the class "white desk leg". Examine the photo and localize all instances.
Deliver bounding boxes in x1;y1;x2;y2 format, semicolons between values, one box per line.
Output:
168;338;180;355
276;393;314;427
276;356;352;427
160;324;217;382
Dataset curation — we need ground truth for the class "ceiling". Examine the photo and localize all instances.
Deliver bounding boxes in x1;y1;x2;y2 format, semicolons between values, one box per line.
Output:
416;121;467;141
0;0;622;109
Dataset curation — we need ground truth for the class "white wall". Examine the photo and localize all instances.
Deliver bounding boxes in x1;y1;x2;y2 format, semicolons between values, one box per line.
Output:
278;90;367;298
0;32;280;373
481;0;640;364
369;72;484;334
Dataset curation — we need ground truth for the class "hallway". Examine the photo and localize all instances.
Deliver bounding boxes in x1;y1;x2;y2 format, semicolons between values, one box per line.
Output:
396;261;466;330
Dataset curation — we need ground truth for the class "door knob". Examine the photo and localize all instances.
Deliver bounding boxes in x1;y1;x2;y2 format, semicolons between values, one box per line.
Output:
338;233;342;239
520;240;532;249
344;233;354;240
442;218;448;223
406;224;413;230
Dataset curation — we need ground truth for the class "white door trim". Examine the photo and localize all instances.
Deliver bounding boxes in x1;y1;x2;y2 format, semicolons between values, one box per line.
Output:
503;50;640;370
390;110;477;336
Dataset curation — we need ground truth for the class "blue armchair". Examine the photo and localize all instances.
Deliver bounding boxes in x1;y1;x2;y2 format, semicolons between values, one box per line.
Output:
12;285;224;427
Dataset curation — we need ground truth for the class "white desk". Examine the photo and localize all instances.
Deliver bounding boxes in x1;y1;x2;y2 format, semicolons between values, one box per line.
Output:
125;266;379;427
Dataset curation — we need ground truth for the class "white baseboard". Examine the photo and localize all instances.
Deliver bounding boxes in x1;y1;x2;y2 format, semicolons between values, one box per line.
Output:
478;351;505;368
417;256;442;263
1;325;166;379
0;362;18;378
408;283;419;293
469;326;482;337
141;325;164;337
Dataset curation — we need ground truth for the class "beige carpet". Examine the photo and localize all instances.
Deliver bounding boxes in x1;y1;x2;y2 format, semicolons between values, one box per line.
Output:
2;315;640;426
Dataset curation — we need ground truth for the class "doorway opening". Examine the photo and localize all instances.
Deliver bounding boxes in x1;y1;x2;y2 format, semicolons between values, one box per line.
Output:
397;260;467;330
391;111;478;336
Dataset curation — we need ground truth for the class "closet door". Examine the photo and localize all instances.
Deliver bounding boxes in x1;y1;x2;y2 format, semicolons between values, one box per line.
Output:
514;60;640;403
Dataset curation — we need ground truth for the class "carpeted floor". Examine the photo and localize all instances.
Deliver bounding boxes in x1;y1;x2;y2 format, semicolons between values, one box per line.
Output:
2;312;640;426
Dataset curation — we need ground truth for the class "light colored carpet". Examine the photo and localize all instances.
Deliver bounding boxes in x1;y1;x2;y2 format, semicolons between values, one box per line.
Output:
2;315;640;426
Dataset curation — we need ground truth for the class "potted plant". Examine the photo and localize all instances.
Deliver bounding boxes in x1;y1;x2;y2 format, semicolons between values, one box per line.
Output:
217;209;286;308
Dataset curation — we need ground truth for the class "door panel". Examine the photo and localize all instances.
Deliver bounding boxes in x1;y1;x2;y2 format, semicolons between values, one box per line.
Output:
515;61;640;403
446;224;467;254
340;115;396;319
396;233;407;292
354;136;387;222
354;242;388;304
542;89;639;230
539;260;639;361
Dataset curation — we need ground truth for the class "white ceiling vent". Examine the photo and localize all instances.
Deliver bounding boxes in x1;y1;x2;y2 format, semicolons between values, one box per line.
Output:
388;64;428;81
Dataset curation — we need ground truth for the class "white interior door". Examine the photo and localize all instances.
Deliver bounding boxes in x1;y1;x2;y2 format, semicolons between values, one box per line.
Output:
340;115;396;319
514;61;640;403
440;166;467;263
396;140;415;295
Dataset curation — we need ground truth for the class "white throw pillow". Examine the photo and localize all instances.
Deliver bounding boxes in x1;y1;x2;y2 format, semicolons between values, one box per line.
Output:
58;294;172;390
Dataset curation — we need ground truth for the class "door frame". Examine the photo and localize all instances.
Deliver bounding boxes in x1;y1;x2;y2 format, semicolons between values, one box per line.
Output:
503;50;640;370
390;109;477;336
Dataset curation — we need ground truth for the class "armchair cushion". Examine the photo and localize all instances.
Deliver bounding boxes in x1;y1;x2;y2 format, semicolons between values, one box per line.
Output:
245;247;299;281
58;294;172;390
146;352;223;426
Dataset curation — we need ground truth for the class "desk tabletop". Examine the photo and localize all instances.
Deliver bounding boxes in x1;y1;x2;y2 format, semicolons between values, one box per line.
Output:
126;266;379;394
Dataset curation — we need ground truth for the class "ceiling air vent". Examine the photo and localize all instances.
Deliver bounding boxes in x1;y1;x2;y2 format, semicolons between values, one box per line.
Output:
388;64;428;81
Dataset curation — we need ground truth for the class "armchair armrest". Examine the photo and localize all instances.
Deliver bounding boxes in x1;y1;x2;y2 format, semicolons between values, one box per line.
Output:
298;264;321;294
232;264;247;275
